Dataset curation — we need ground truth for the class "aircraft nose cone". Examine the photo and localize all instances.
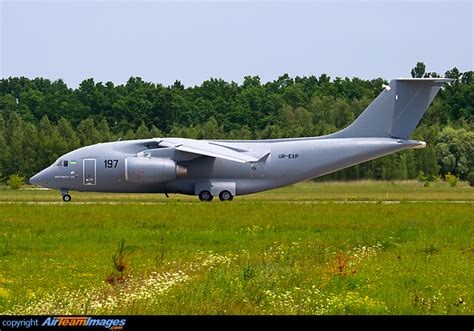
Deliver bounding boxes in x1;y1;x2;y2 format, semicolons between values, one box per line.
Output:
29;170;48;186
29;173;42;186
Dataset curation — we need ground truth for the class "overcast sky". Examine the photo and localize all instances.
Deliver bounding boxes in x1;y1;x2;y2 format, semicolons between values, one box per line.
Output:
1;1;472;88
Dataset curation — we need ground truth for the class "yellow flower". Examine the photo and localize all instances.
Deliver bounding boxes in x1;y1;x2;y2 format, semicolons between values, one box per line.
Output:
0;287;10;299
0;277;14;284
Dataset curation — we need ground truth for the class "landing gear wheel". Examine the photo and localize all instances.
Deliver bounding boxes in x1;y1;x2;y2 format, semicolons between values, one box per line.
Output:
198;190;213;202
62;194;71;202
219;190;233;202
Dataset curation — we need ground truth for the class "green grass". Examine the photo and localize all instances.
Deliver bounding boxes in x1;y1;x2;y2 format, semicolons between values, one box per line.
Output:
0;181;472;315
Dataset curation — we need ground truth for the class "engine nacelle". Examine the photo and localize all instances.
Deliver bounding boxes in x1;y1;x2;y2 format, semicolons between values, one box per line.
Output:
125;157;187;184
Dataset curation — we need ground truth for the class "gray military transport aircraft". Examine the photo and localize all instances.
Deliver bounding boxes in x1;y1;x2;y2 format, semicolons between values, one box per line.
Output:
30;78;451;202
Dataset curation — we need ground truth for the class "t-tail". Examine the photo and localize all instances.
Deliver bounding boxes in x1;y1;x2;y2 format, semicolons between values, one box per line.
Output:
326;78;452;140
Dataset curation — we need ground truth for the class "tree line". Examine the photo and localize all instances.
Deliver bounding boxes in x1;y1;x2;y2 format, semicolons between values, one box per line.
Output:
0;62;472;182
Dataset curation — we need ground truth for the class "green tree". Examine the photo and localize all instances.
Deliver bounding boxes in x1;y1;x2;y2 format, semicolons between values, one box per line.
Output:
309;95;337;135
123;129;136;140
417;146;440;178
135;122;151;139
96;118;111;142
436;127;474;179
228;125;252;140
0;114;9;179
0;69;472;181
57;117;81;153
258;124;283;139
149;125;163;138
198;117;224;139
6;113;26;176
22;122;40;176
278;105;313;137
445;67;461;81
38;115;63;169
332;99;354;129
77;118;101;146
411;62;426;78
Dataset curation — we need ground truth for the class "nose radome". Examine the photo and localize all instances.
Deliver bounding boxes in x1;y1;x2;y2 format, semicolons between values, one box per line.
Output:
29;168;49;187
29;173;42;186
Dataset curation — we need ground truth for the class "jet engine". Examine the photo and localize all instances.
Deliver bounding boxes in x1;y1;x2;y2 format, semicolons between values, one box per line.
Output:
125;157;187;184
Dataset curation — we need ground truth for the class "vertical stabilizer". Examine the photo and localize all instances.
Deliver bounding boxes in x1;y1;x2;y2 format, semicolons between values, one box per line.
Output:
327;78;452;139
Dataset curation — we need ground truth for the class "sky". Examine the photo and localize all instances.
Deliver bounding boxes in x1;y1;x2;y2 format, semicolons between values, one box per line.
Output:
1;0;473;88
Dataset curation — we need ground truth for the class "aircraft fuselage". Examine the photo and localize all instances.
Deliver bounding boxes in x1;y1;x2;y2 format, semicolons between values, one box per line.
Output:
30;137;424;200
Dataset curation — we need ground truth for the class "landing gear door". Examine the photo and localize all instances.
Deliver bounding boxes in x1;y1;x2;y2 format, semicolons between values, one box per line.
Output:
83;159;96;185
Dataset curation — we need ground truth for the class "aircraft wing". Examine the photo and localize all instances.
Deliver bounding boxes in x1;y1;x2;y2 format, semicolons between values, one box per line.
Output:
157;138;264;163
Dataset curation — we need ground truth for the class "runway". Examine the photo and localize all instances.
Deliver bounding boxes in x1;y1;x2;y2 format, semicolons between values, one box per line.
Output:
0;200;472;205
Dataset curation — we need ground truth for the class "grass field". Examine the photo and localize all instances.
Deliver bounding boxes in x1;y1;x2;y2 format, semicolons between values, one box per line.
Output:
0;181;472;315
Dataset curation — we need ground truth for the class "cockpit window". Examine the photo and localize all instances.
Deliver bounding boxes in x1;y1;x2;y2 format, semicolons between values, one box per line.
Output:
54;159;72;167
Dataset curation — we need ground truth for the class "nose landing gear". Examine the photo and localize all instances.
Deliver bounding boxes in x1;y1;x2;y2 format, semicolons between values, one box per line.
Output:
60;190;71;202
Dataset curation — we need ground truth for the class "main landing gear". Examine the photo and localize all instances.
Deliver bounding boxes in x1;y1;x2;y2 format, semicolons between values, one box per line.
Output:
198;190;234;202
61;190;71;202
198;190;213;202
219;190;233;201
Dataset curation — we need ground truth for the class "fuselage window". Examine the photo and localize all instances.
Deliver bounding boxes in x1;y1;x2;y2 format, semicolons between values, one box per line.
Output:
63;160;69;167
